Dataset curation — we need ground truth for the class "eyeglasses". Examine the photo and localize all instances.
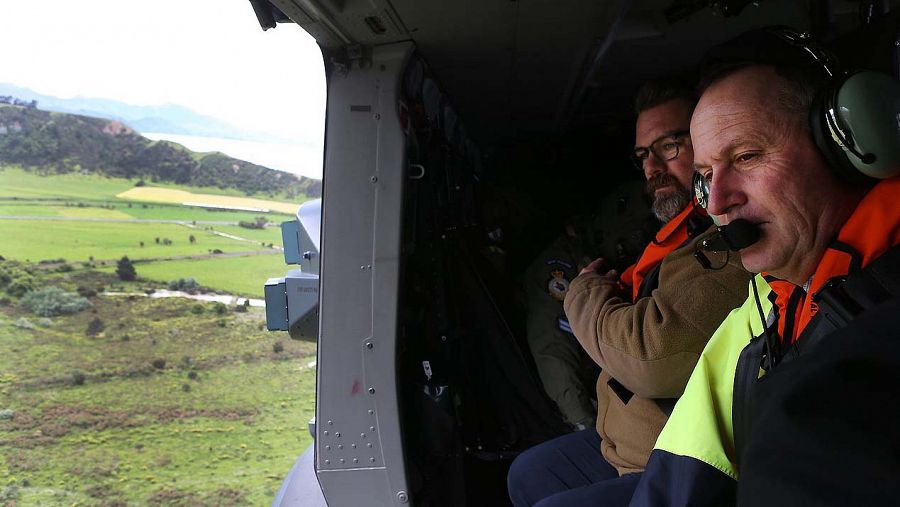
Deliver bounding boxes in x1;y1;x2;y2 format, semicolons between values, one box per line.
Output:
631;130;690;171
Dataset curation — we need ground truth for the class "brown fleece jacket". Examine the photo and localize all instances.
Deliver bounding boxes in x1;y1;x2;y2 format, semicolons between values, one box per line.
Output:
563;228;750;475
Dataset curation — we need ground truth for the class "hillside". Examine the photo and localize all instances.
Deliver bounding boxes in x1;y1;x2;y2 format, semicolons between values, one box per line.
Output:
0;104;321;200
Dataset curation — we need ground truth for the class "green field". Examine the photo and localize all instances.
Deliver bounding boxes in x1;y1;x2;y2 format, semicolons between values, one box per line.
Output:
99;253;287;298
0;202;293;223
0;167;136;201
212;225;285;245
0;219;281;263
0;166;313;505
0;166;306;203
0;271;314;506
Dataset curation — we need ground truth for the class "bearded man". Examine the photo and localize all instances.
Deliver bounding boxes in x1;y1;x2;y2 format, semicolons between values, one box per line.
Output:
506;78;751;507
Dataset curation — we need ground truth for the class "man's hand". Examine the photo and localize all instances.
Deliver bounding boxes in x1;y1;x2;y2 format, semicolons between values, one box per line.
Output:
580;257;618;279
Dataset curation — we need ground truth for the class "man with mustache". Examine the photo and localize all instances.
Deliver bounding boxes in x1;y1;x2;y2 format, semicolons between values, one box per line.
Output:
629;27;900;507
507;79;751;507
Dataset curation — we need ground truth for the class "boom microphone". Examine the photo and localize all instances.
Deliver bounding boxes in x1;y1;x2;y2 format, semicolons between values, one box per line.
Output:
700;219;761;252
694;219;761;270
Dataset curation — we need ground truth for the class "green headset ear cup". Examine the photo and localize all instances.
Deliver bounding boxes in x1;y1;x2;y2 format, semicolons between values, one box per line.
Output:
833;71;900;179
809;82;861;182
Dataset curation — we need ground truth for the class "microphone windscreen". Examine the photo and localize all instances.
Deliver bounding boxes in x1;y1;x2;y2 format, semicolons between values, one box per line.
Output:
723;219;761;250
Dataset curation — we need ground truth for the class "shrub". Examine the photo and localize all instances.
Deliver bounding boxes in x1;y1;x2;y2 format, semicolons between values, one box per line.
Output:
70;371;86;386
20;287;92;317
6;276;35;298
190;304;204;315
217;318;226;327
181;384;191;392
0;485;19;502
14;318;35;329
37;317;52;327
151;358;166;369
76;286;97;298
168;278;200;291
273;341;284;354
0;409;14;420
86;317;105;336
213;302;227;315
116;256;137;281
56;263;74;272
233;304;248;313
187;371;198;380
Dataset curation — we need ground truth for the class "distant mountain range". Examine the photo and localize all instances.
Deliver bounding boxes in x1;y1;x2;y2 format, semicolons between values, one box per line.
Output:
0;103;320;199
0;83;290;143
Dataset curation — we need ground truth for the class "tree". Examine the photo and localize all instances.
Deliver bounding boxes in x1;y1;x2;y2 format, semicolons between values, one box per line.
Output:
189;234;196;244
116;256;137;281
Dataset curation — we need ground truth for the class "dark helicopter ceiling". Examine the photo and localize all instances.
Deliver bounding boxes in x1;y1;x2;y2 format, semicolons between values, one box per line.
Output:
250;0;876;148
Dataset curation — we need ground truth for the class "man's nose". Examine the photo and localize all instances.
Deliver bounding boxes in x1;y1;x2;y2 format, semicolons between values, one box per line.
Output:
643;153;666;180
706;171;744;218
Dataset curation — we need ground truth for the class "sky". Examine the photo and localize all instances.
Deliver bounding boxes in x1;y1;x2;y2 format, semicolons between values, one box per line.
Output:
0;0;326;178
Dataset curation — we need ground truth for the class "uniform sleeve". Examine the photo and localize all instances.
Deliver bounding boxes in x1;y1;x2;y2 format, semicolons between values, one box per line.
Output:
563;235;750;399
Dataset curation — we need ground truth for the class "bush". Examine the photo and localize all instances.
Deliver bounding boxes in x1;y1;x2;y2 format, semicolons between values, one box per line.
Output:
14;317;35;329
86;317;105;336
151;358;166;370
273;341;284;354
168;277;200;291
76;286;98;298
233;304;248;313
213;302;227;315
56;263;74;272
37;317;53;327
5;276;35;298
116;256;137;281
70;371;86;386
181;383;191;392
187;371;198;380
0;409;14;420
20;287;92;317
190;304;204;315
0;485;19;502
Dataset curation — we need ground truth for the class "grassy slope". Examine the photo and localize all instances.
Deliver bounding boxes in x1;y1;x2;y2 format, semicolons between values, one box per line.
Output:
0;270;314;506
0;166;313;505
0;220;276;263
0;166;308;203
0;167;136;200
98;254;288;298
210;225;285;244
0;202;293;223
